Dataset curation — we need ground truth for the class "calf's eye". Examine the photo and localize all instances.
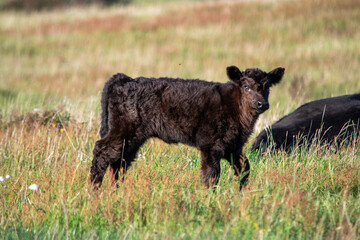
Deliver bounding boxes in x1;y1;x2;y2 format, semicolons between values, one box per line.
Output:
244;85;250;92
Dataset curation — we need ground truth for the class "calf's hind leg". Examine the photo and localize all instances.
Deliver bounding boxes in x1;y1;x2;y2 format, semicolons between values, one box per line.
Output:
108;143;143;185
200;151;221;188
90;131;125;188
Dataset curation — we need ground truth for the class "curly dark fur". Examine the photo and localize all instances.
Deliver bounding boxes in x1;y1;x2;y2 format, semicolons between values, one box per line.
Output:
252;94;360;152
90;65;285;190
99;73;132;138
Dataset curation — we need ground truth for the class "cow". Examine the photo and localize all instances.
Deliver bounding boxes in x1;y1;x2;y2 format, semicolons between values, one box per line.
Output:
90;65;285;190
252;94;360;153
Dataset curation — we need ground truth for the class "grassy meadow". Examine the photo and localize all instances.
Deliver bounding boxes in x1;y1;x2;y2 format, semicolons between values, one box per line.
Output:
1;0;360;238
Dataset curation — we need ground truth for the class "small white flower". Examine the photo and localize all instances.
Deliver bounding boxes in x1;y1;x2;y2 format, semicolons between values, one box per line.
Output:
33;108;41;113
0;176;5;182
29;184;39;190
5;175;10;179
138;154;142;158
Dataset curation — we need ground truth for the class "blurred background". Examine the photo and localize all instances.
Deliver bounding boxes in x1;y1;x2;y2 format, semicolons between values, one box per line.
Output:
0;0;131;10
0;0;359;132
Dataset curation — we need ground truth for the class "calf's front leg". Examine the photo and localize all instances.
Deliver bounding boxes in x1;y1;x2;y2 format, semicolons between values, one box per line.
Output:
231;149;250;190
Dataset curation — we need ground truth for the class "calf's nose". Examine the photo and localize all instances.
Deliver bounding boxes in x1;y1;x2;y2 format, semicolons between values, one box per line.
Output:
257;101;269;110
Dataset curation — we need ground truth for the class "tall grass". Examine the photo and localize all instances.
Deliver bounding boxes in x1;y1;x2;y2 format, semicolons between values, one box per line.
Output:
1;0;360;238
1;120;359;238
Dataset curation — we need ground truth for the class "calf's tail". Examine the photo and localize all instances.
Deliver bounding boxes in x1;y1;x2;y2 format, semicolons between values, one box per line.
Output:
99;73;132;138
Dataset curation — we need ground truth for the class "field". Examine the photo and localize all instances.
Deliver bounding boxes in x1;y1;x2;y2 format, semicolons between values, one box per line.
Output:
1;0;360;238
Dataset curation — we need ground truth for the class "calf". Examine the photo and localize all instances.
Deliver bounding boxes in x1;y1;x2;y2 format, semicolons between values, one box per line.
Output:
252;94;360;153
90;65;285;190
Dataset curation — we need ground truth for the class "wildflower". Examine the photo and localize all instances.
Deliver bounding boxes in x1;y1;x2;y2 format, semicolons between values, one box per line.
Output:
29;184;39;190
52;124;56;128
60;128;65;132
5;175;10;179
0;176;5;182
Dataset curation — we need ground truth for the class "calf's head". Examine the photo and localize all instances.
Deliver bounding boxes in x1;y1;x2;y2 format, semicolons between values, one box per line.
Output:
226;65;285;115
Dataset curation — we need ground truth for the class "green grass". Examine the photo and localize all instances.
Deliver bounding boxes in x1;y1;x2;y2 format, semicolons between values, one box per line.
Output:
1;0;360;238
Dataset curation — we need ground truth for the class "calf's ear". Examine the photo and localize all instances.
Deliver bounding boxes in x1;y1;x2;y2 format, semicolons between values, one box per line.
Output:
268;67;285;86
226;65;243;84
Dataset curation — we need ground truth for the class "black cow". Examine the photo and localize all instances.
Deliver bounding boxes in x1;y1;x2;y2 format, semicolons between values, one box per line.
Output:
252;94;360;152
90;66;285;190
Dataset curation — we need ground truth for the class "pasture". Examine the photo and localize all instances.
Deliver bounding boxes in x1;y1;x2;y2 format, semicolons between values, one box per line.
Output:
1;0;360;238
